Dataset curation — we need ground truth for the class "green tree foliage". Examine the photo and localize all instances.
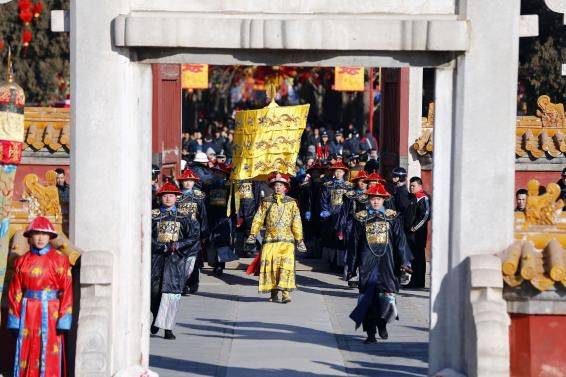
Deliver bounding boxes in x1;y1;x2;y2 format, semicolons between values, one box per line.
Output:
520;0;565;111
0;0;70;105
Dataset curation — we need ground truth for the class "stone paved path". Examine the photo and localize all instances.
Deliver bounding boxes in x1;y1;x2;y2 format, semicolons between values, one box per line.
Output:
150;268;429;377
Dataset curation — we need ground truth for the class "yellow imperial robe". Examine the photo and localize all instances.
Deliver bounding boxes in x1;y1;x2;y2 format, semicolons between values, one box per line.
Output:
250;194;303;293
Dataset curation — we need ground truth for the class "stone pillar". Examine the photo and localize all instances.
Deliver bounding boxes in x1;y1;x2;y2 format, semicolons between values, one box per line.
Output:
429;0;521;375
407;67;423;179
70;0;153;374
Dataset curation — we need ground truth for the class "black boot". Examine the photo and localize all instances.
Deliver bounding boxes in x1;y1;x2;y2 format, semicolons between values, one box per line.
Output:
164;330;176;340
182;285;190;296
213;266;224;277
377;319;388;340
151;325;159;335
364;332;377;344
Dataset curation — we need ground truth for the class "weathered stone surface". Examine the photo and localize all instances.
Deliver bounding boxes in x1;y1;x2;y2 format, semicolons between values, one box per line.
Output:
114;365;158;377
115;15;469;51
131;0;456;14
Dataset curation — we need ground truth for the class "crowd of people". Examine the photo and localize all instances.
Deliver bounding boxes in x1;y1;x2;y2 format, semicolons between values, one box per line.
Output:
150;143;431;344
180;121;380;173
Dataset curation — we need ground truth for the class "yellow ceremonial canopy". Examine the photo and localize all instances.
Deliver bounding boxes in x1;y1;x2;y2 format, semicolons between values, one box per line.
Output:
230;86;309;181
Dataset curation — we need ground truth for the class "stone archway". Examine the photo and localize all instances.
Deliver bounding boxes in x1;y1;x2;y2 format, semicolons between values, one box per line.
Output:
71;1;523;376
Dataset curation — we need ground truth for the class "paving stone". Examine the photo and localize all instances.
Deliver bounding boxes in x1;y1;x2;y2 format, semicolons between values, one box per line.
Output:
150;269;429;376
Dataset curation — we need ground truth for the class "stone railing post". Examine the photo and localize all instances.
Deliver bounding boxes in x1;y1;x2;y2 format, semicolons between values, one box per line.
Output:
466;254;510;377
75;250;113;377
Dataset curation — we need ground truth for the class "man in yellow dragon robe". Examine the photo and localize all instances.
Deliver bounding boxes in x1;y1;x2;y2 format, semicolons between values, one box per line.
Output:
246;172;307;303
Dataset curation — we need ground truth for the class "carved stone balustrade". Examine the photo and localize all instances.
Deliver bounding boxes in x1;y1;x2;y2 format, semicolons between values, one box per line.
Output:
466;254;510;377
75;250;113;377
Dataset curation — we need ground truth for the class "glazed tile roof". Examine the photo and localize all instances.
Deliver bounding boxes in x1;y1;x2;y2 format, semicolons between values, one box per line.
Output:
413;96;566;160
24;107;70;153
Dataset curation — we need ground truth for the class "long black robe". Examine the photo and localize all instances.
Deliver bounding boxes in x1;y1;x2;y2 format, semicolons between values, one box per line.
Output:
347;209;412;329
178;188;209;240
319;179;353;250
151;207;200;315
236;181;261;236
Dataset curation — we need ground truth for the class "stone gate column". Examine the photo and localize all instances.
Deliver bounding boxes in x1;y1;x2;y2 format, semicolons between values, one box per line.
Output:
407;67;423;179
70;0;152;374
429;0;520;375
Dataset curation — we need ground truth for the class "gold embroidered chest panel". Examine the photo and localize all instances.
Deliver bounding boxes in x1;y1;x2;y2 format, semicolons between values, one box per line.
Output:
365;220;389;245
237;182;254;199
157;221;181;243
178;201;198;219
330;188;347;206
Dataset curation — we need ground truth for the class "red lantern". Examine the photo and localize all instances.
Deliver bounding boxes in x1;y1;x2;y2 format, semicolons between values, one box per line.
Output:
19;8;33;24
33;1;43;18
0;39;4;50
22;29;33;47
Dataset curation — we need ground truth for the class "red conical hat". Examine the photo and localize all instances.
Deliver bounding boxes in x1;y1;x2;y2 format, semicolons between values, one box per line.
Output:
268;172;290;187
365;183;391;198
23;216;58;239
364;172;385;184
156;182;182;196
328;161;349;172
350;170;368;182
176;169;200;181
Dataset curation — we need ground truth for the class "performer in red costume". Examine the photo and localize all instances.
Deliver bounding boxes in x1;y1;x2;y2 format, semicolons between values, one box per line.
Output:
7;216;73;377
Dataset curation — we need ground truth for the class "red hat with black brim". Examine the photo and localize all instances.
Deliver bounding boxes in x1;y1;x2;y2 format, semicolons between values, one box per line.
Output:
24;216;58;239
328;161;349;172
364;172;386;184
268;172;290;187
176;169;200;182
350;170;369;183
156;182;182;196
366;183;391;198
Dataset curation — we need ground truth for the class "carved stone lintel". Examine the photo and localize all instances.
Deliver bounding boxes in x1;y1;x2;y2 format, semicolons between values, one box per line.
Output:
466;254;510;377
75;250;113;377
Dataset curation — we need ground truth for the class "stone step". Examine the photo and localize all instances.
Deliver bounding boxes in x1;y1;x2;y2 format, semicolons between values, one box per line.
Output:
203;257;330;272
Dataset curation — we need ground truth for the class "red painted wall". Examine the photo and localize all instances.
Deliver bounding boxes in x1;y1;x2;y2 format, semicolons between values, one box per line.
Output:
510;314;566;377
380;68;401;176
515;170;561;190
152;64;182;174
13;164;70;201
398;68;410;161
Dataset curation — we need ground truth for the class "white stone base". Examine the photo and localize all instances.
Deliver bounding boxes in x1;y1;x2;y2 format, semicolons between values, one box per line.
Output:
113;366;158;377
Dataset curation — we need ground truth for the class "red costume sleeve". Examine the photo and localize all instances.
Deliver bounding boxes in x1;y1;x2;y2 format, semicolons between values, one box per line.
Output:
7;257;24;329
56;256;73;330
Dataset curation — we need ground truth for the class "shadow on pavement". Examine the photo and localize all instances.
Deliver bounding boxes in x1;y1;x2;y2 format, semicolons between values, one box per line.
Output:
174;318;428;363
150;354;427;376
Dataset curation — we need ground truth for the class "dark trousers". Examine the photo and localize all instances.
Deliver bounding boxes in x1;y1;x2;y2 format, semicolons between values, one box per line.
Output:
362;303;378;337
407;228;427;287
187;266;199;287
362;300;387;337
150;279;162;322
